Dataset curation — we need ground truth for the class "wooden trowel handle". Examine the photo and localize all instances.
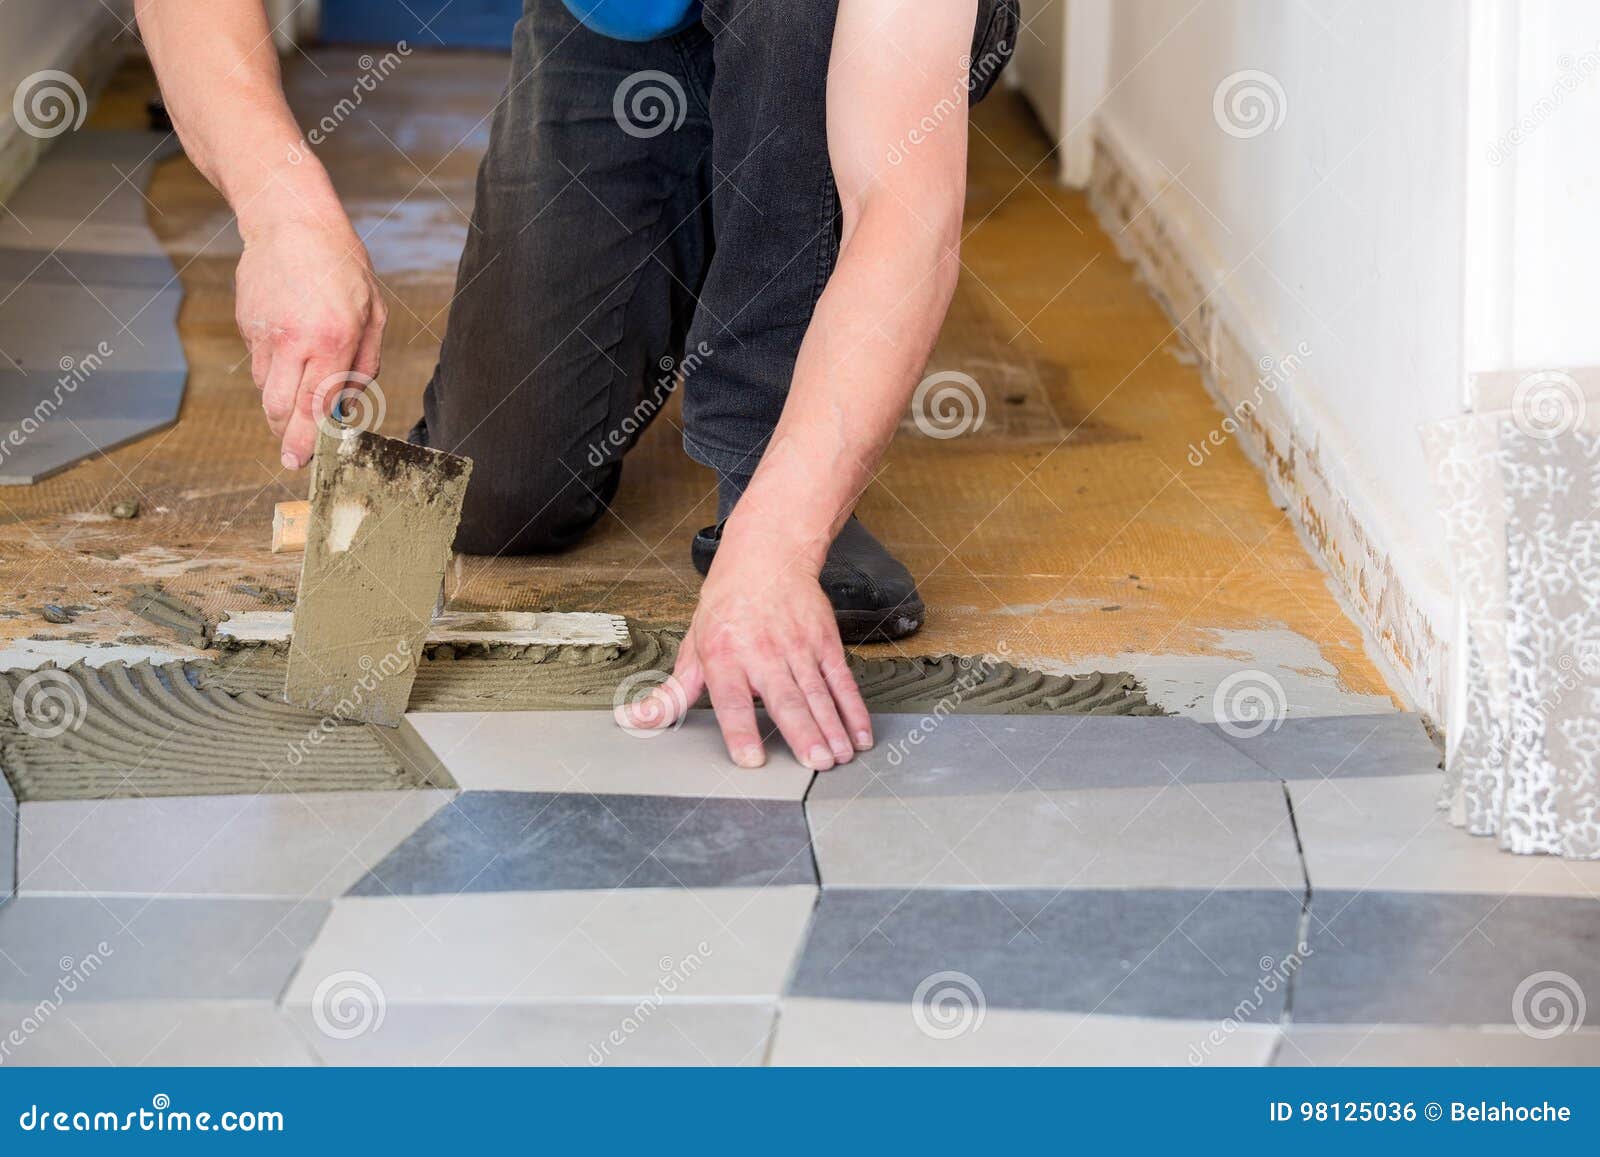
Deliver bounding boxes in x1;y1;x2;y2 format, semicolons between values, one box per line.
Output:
272;501;310;553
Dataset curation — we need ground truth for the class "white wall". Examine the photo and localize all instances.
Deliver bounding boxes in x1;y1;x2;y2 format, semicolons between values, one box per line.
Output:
1098;0;1471;634
1009;0;1111;186
1466;0;1600;375
1013;0;1067;146
1079;0;1599;718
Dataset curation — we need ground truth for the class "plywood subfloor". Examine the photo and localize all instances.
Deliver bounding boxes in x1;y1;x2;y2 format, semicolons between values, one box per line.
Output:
0;52;1396;708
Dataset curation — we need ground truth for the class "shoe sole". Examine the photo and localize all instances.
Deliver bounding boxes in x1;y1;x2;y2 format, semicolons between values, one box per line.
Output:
836;602;926;644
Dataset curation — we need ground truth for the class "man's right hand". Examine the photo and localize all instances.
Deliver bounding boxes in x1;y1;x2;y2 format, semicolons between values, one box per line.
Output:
236;211;387;470
132;0;389;469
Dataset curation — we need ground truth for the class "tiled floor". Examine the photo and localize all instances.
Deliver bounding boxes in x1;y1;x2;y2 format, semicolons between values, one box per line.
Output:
4;706;1598;1067
0;132;187;485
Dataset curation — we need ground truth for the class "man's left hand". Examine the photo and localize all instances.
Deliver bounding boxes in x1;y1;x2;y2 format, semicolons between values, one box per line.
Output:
626;536;872;770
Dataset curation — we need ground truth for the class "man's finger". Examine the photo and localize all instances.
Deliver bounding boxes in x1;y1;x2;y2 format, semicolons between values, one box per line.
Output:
822;646;873;750
623;651;702;732
282;354;354;470
749;659;833;772
250;342;271;390
703;661;765;769
650;628;703;726
261;354;303;445
791;656;853;765
622;678;696;731
353;305;384;380
668;650;703;715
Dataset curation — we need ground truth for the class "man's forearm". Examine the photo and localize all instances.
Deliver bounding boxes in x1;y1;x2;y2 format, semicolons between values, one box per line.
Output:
135;0;344;240
725;0;973;573
137;0;385;471
725;197;961;571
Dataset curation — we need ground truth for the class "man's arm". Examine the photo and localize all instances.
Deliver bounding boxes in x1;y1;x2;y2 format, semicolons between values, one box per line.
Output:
135;0;384;468
634;0;976;769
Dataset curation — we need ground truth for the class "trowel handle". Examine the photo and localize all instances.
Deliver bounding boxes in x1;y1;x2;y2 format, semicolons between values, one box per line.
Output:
272;501;310;553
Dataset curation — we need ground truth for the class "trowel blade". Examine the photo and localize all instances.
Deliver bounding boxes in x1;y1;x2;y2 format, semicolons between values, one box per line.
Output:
285;424;472;727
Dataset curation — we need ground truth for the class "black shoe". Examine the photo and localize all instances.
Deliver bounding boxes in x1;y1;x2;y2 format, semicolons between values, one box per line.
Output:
691;516;926;643
406;417;429;448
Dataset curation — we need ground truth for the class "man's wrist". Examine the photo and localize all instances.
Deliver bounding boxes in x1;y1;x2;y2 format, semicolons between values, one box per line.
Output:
231;151;349;247
721;506;831;575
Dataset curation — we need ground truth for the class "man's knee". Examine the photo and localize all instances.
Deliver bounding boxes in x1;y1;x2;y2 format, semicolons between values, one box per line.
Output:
452;466;618;556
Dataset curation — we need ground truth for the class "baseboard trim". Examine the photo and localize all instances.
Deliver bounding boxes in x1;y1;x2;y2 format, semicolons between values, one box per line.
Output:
1086;121;1448;721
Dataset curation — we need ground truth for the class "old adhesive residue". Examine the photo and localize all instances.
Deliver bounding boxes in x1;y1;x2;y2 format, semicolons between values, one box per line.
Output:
201;624;1163;716
125;584;210;647
0;661;453;802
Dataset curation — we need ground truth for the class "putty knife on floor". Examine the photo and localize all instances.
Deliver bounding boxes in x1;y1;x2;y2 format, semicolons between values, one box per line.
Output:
285;422;472;727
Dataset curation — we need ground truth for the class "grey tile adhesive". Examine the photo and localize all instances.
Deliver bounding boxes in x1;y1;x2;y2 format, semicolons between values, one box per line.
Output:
0;660;453;802
209;624;1166;716
286;424;472;727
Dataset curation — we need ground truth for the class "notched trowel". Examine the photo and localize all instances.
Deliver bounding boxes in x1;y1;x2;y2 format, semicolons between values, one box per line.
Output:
285;422;472;727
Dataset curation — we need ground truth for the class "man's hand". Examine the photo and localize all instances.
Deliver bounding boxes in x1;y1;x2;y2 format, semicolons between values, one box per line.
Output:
629;524;873;770
236;212;386;469
135;0;384;470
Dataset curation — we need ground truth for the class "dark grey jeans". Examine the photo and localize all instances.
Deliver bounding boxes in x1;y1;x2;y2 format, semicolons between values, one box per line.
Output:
420;0;1019;554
